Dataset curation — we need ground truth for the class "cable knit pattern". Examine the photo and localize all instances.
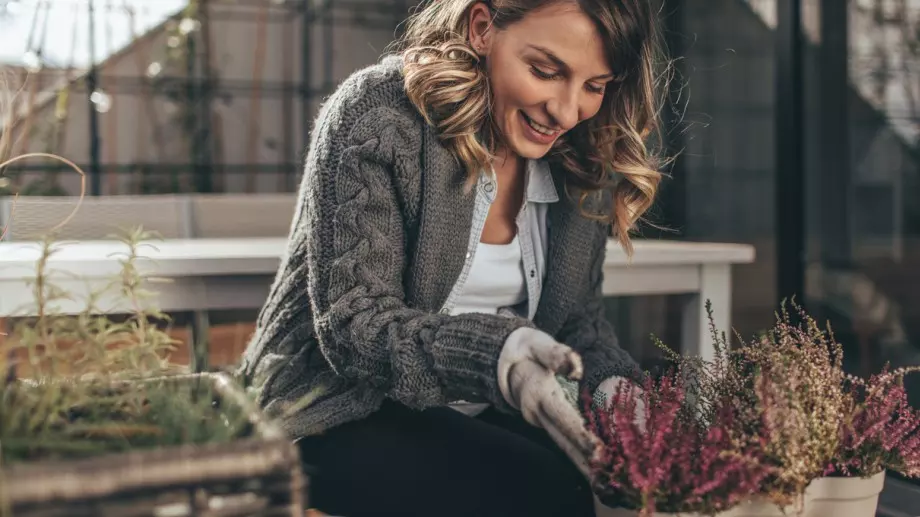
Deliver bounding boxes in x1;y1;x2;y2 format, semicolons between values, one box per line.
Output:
555;217;648;394
239;55;641;439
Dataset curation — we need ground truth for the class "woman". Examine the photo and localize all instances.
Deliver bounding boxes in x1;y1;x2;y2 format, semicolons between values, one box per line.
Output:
240;0;665;515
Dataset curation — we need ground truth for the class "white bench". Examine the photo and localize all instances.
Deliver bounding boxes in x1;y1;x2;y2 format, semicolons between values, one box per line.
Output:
0;193;298;370
0;237;755;367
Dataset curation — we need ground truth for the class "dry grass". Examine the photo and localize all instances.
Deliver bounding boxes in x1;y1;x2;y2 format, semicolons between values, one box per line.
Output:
0;230;259;469
0;321;254;375
0;63;259;469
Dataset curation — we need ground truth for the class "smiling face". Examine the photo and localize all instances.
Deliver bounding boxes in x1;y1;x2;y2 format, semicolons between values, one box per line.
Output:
468;1;614;161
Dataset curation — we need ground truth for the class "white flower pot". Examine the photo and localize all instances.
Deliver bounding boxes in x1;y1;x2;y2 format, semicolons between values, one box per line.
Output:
593;495;793;517
803;470;885;517
716;499;797;516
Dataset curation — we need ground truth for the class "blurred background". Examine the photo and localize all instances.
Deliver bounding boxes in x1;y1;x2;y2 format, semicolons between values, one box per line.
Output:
0;0;918;510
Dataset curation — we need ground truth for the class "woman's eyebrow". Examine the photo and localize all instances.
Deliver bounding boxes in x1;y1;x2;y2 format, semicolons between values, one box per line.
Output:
527;44;615;80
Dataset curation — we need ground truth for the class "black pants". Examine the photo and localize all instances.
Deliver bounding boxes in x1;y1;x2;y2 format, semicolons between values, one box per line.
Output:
297;401;595;517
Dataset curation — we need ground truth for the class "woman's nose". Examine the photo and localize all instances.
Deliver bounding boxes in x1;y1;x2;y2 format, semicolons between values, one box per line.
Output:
545;89;581;131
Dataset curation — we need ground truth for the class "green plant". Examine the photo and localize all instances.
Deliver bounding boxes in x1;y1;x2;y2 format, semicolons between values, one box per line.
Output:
0;227;256;468
0;65;312;517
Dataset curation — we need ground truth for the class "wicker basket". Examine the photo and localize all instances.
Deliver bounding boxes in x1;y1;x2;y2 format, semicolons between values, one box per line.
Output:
0;372;306;517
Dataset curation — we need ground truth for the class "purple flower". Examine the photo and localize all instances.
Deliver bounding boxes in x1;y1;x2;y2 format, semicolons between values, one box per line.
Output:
584;371;773;515
829;367;920;478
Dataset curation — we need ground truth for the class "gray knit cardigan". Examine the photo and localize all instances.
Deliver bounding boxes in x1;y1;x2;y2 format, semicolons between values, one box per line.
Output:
238;55;642;438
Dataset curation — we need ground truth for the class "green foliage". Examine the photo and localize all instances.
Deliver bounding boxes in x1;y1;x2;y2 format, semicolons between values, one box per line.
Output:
0;227;252;467
0;377;251;464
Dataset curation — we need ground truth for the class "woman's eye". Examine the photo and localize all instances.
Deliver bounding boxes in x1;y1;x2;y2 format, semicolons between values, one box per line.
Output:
530;66;557;80
586;83;605;94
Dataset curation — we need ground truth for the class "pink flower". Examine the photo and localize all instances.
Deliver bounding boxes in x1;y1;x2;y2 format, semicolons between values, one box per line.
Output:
584;371;774;515
830;368;920;478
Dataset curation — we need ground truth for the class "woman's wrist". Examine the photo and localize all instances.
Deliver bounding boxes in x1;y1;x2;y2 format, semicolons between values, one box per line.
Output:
498;327;547;407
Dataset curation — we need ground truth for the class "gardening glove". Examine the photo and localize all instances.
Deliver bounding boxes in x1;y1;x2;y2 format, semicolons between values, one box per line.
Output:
498;328;601;478
594;376;647;434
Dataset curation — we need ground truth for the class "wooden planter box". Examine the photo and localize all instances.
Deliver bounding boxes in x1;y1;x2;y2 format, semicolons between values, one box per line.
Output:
0;372;306;517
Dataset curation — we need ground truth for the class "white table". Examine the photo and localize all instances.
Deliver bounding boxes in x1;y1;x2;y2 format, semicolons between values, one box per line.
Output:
602;240;755;363
0;237;754;366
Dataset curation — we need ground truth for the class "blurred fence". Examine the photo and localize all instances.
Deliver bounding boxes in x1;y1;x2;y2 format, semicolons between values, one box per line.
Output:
0;0;408;196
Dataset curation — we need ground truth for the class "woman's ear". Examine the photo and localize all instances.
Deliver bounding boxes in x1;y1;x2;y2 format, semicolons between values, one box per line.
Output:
468;2;494;55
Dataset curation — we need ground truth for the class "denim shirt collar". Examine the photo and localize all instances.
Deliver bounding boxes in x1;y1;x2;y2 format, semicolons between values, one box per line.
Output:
524;159;559;204
481;159;560;204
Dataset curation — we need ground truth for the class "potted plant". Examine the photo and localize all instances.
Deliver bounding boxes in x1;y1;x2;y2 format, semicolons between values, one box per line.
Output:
586;302;850;516
0;230;306;517
738;304;919;517
734;304;851;512
803;364;920;517
584;369;777;517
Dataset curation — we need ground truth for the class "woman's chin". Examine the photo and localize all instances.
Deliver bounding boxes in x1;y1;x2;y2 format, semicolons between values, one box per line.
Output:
504;133;555;160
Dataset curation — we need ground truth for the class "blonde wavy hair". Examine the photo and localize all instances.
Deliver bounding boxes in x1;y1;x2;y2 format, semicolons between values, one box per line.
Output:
395;0;669;255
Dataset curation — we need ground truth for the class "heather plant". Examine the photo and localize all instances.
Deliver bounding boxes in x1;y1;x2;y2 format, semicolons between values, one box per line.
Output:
828;365;920;479
641;298;920;510
736;303;847;502
643;301;846;508
710;302;920;485
584;367;774;516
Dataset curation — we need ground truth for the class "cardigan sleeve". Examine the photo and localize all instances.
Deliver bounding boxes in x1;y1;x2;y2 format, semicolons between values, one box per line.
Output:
296;106;533;410
554;223;646;395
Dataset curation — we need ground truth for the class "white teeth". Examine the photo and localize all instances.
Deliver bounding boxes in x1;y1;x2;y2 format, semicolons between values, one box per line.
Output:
524;114;556;136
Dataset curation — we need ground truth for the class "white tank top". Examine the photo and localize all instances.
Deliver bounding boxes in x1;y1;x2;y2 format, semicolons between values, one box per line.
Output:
449;235;527;316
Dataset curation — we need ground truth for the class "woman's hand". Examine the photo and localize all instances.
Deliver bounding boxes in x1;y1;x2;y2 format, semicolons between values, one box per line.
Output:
498;328;602;478
594;376;647;434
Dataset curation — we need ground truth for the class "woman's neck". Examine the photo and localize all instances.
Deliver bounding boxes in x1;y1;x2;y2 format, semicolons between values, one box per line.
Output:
480;146;527;245
491;147;525;180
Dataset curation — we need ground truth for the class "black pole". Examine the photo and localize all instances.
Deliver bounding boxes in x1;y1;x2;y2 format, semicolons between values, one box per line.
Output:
818;0;850;268
322;0;333;95
660;0;688;348
193;0;214;194
181;3;210;195
281;5;294;192
660;0;687;236
182;30;196;194
775;0;806;306
86;0;102;196
301;1;313;153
